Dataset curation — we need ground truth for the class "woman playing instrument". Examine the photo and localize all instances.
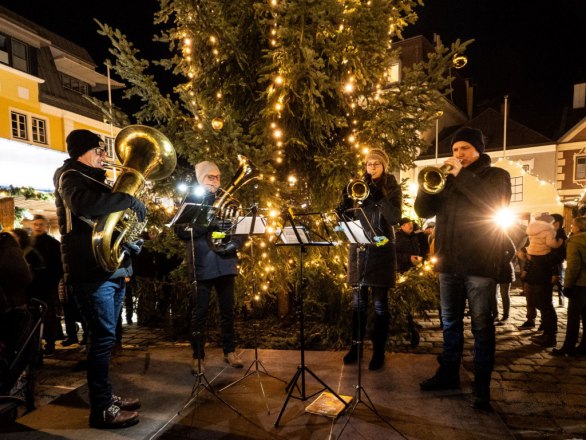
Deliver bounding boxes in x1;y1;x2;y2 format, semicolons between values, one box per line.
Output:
337;148;402;370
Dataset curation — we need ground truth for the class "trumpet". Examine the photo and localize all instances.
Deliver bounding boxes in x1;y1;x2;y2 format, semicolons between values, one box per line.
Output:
417;164;453;194
346;178;370;201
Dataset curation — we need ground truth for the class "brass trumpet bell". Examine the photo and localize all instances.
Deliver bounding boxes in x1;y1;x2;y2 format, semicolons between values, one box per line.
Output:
417;164;452;194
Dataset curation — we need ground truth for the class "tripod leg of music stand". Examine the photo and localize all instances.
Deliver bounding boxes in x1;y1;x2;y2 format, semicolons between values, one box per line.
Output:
257;359;287;383
274;367;303;427
303;366;349;409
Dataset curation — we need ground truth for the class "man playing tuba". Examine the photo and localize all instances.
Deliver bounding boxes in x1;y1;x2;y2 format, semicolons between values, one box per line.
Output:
54;130;146;429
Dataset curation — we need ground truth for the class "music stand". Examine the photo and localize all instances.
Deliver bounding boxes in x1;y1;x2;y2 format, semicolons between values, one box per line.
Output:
335;209;397;438
168;201;241;418
273;210;349;427
219;207;286;415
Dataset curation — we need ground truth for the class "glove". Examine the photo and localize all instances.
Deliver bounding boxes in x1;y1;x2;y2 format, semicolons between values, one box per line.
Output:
129;197;147;222
214;240;238;256
122;239;144;256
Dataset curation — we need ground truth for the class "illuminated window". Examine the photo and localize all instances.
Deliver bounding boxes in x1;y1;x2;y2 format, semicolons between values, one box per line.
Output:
576;156;586;180
511;176;523;202
104;136;115;158
11;111;27;140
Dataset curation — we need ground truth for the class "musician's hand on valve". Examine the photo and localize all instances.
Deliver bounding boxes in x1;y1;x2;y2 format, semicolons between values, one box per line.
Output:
129;197;147;222
214;240;238;256
444;157;463;177
122;239;144;256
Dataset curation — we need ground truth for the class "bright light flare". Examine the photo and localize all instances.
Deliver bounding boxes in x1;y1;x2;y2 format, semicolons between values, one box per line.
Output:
493;208;516;229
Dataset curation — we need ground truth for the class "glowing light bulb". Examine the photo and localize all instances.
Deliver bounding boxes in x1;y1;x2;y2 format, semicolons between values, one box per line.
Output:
275;75;284;85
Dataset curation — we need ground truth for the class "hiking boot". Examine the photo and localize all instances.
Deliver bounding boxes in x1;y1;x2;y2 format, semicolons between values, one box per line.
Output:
89;404;139;429
224;352;243;368
112;395;141;411
420;368;460;391
518;320;535;329
343;344;362;364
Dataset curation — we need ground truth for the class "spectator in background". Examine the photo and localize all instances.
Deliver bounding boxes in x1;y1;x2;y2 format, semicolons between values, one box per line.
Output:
551;213;568;307
553;216;586;356
31;215;64;352
417;221;435;261
395;218;422;273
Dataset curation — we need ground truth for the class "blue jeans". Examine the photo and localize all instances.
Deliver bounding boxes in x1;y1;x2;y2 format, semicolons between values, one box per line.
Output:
74;279;125;412
439;273;496;371
190;275;236;358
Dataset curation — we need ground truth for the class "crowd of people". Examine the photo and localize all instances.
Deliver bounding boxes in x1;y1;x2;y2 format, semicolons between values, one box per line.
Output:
4;126;586;428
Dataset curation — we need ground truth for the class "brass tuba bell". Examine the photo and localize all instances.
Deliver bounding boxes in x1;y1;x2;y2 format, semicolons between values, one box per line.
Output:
417;164;453;194
92;125;177;272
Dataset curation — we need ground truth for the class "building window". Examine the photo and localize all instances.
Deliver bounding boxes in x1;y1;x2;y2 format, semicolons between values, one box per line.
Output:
576;156;586;180
60;73;90;95
0;34;30;73
32;117;47;144
511;176;523;202
11;111;27;140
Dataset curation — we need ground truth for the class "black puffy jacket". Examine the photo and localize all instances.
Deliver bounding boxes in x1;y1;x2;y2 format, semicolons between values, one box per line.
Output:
415;154;512;279
339;173;402;287
53;159;135;283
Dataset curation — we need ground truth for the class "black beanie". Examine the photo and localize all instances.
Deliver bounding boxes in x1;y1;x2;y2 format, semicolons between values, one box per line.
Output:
66;130;105;159
450;127;485;154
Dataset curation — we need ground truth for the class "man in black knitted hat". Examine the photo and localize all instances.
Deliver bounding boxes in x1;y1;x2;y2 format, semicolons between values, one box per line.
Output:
53;129;147;429
415;126;512;411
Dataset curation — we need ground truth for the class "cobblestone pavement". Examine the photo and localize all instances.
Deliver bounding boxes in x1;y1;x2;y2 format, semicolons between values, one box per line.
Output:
33;289;586;439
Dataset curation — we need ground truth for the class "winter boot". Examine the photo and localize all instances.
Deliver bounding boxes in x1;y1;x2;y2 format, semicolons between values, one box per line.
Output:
369;314;389;371
343;311;366;364
420;355;460;391
472;365;493;411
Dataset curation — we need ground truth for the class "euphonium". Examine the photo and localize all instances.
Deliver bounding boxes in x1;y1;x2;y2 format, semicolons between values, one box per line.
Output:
92;125;177;272
207;154;260;251
417;164;453;194
346;178;370;202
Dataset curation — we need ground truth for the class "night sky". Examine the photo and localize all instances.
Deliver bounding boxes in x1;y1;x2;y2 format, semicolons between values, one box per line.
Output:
2;0;586;138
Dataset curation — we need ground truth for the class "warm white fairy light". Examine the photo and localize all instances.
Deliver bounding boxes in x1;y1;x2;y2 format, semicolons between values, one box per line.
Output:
273;129;283;139
275;75;284;85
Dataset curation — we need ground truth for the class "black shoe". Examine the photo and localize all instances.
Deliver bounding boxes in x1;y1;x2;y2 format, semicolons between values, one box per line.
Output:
552;347;575;357
518;320;535;329
531;334;556;347
472;397;493;412
368;352;385;371
89;404;139;429
538;323;544;331
61;338;79;347
420;370;460;391
343;344;362;364
112;395;141;411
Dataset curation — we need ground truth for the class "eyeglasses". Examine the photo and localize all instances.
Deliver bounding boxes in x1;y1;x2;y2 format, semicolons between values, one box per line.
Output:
366;161;382;168
205;174;221;181
94;147;108;156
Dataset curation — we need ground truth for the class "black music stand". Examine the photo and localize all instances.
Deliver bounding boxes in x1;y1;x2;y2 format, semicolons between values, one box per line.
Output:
335;210;397;438
273;210;349;427
219;207;286;415
168;201;241;418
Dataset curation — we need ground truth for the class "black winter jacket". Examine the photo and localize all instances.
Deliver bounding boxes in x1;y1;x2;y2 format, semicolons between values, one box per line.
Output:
174;192;244;281
414;154;512;279
54;159;135;283
338;173;402;287
395;229;420;273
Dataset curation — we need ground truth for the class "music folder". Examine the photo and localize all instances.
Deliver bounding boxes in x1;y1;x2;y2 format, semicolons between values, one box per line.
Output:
234;215;267;235
167;202;209;227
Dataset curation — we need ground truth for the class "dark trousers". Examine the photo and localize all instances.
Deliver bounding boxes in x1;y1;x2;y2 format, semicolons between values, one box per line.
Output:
561;287;586;350
74;278;125;412
190;275;236;359
525;282;557;337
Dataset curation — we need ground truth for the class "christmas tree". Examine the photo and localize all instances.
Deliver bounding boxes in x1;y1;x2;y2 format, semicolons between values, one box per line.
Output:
97;0;467;345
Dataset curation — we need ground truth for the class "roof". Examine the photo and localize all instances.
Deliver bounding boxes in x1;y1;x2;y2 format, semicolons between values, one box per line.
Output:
418;108;553;159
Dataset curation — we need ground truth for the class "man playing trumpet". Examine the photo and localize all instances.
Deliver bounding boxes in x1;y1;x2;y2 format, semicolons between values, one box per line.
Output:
415;127;512;411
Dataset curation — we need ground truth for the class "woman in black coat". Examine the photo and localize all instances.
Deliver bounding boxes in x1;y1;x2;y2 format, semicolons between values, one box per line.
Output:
338;148;402;370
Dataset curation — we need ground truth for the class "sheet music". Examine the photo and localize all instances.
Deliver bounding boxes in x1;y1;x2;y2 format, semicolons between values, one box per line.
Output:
235;215;267;234
339;220;370;244
278;226;310;244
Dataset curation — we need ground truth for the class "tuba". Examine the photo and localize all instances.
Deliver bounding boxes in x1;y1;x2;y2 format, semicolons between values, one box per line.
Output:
92;125;177;272
207;155;260;251
417;164;452;194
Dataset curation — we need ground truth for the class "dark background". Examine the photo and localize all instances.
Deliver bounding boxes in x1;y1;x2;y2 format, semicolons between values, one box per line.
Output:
2;0;585;138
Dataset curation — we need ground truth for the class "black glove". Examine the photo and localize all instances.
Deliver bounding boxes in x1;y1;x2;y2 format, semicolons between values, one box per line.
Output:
122;239;144;256
214;240;238;256
129;197;147;222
